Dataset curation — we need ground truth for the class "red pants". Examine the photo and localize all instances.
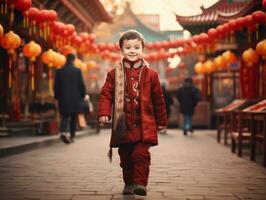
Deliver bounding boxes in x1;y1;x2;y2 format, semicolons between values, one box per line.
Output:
118;142;151;186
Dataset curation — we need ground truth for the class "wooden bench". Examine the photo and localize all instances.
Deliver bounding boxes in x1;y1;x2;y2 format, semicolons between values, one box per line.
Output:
231;111;251;157
216;99;247;145
250;111;266;167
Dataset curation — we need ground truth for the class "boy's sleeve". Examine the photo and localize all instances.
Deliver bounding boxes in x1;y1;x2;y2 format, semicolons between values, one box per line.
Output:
98;70;115;120
151;72;167;128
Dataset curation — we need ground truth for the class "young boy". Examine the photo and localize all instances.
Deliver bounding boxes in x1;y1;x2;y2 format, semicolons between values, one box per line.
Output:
98;30;167;196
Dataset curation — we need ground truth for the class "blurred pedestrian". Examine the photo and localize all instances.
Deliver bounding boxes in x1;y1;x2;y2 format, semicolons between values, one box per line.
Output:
54;53;86;144
161;83;173;120
98;30;167;196
176;77;200;135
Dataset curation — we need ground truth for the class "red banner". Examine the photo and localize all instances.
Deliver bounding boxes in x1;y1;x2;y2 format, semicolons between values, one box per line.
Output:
240;60;260;99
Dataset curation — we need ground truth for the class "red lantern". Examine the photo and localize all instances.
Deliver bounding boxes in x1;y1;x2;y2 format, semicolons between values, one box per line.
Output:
1;31;21;54
194;62;204;74
214;56;226;70
192;35;200;43
208;28;218;39
66;24;75;35
222;23;230;35
14;0;32;12
200;33;209;43
47;10;57;22
222;50;237;65
216;25;224;38
59;45;76;56
28;7;39;21
88;33;96;43
242;48;259;67
23;40;42;61
41;49;56;67
244;15;253;27
228;19;238;31
1;31;21;88
252;11;266;40
204;60;215;74
256;39;266;58
252;11;265;24
263;0;266;9
79;32;90;41
235;17;245;30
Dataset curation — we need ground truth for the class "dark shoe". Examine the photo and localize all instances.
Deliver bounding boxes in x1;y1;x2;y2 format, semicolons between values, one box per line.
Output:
189;128;194;133
123;184;135;194
183;130;187;136
60;133;70;144
134;185;147;196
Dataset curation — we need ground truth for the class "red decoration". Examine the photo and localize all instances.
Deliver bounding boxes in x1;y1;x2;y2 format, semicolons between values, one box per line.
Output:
27;7;39;21
200;33;209;43
235;17;245;30
263;0;266;9
228;19;238;31
23;40;42;61
14;0;32;12
208;28;218;39
242;48;259;67
252;11;266;24
244;15;253;27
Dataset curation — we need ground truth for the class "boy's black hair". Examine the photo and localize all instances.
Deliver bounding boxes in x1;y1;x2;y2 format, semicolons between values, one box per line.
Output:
119;30;145;49
66;53;76;63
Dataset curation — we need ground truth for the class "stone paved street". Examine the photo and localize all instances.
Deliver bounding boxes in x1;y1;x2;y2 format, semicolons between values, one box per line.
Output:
0;129;266;200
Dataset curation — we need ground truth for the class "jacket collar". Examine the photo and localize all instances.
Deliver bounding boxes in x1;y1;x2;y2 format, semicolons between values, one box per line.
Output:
123;58;142;69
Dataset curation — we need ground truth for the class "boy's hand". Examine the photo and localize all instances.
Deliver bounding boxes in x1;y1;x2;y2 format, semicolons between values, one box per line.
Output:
99;116;109;124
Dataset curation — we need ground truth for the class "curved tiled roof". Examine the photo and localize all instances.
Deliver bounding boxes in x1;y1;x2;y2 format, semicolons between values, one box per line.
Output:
175;0;258;26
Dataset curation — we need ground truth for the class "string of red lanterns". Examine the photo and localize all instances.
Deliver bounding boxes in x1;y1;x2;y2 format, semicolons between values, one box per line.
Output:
1;0;266;63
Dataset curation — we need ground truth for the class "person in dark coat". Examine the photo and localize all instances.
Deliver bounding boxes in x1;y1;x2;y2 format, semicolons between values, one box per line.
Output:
176;77;200;135
161;83;173;119
54;53;86;143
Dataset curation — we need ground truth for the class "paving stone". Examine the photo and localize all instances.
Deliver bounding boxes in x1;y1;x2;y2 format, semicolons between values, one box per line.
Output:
0;129;266;200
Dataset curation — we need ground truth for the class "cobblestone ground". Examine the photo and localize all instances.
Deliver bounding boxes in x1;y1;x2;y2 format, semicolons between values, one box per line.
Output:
0;129;266;200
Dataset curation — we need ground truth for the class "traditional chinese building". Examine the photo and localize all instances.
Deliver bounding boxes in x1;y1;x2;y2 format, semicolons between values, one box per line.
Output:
175;0;260;35
32;0;112;32
175;0;263;107
95;3;182;44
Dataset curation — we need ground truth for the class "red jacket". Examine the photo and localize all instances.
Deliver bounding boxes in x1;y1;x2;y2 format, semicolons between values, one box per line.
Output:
98;64;167;147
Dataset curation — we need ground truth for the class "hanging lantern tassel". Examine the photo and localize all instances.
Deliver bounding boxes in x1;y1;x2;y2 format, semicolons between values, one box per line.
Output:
26;15;29;28
256;24;259;41
8;56;12;88
248;31;251;44
9;3;14;25
1;2;4;14
31;62;35;90
33;21;36;34
4;0;7;14
207;75;211;96
43;23;47;40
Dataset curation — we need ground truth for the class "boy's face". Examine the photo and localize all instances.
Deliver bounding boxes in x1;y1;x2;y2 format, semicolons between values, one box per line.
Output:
121;39;143;62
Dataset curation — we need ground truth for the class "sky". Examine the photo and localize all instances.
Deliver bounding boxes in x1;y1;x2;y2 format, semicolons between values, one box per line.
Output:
130;0;219;30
